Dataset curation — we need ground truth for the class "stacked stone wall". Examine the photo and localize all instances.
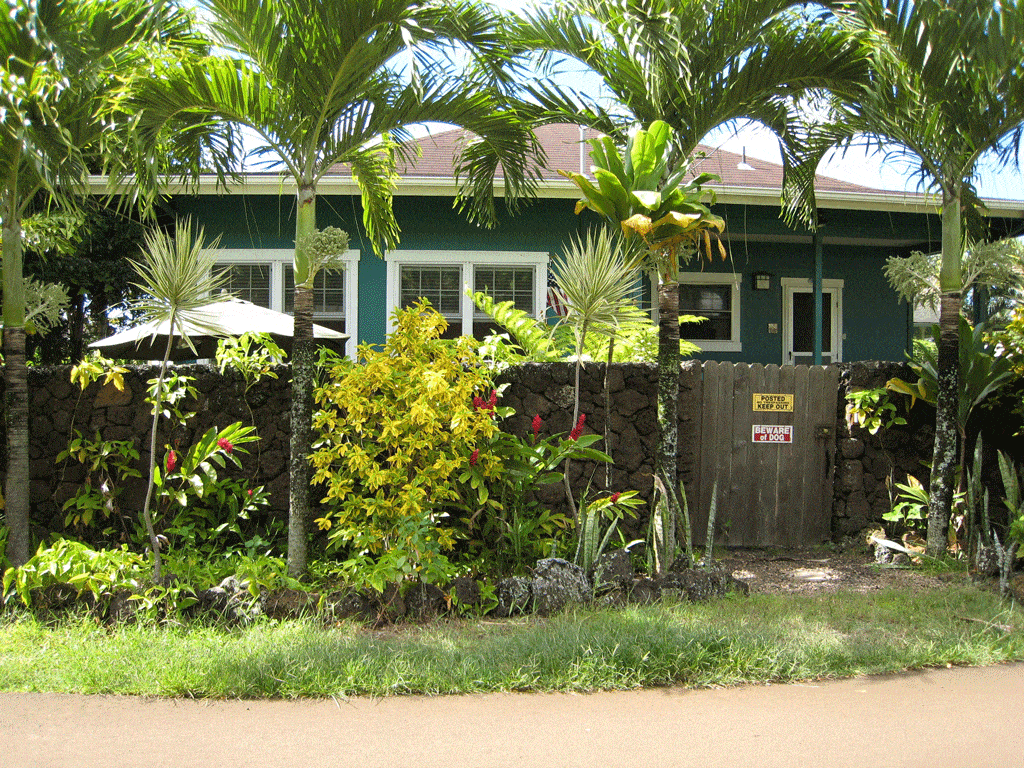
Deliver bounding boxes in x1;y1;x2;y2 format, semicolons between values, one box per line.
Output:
3;361;701;541
832;361;935;537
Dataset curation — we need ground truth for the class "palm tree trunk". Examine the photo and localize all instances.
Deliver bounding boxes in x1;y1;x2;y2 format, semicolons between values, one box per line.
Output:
2;205;30;567
288;285;315;578
653;273;680;571
927;190;963;557
3;326;30;567
287;183;317;578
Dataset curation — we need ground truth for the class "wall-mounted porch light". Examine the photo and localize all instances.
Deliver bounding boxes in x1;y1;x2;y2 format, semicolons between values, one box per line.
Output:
752;271;772;291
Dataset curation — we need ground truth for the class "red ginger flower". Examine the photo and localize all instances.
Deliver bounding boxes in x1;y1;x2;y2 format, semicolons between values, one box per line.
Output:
470;449;480;466
217;437;234;453
474;390;499;416
247;488;253;497
166;449;177;473
569;413;586;441
532;414;542;439
610;492;621;504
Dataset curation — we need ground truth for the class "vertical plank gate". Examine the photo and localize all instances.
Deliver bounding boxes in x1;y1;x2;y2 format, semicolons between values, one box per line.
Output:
690;362;840;548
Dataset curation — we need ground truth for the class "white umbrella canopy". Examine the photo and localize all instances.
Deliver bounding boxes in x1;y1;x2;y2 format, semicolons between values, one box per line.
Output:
89;297;349;361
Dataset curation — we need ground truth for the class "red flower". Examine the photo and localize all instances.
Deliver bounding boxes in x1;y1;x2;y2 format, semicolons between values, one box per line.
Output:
470;449;479;466
166;449;177;473
532;414;542;439
247;489;254;498
610;492;621;504
217;437;234;453
474;390;498;416
569;413;586;441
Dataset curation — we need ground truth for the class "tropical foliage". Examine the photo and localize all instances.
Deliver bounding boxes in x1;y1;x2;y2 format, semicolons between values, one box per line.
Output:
0;0;215;567
130;0;539;577
562;121;725;572
311;303;506;589
826;0;1024;555
128;219;233;580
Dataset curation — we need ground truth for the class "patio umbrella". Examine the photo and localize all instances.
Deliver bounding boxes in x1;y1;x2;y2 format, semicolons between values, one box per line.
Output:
89;297;349;361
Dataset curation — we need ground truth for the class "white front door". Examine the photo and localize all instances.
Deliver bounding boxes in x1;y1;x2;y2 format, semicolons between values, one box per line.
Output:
781;278;843;365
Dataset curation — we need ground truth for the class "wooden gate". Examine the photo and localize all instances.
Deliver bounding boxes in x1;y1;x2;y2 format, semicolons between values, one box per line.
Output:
689;363;840;548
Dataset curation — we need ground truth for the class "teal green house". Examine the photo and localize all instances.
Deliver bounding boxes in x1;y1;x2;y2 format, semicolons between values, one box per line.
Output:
167;124;1024;364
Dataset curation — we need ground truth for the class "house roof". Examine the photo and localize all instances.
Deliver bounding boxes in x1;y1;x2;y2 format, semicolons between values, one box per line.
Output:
353;122;887;198
93;123;1024;219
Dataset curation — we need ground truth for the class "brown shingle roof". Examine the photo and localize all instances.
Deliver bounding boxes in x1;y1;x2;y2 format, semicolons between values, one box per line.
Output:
328;122;896;196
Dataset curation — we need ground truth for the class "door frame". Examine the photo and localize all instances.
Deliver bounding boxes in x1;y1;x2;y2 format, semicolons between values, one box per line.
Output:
780;277;844;365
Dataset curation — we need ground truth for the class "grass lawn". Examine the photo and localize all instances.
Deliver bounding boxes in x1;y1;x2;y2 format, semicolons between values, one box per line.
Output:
1;583;1021;699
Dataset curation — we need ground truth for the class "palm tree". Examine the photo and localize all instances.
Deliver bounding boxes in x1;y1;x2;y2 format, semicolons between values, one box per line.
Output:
563;121;726;570
0;0;210;566
131;0;539;577
829;0;1024;556
516;0;865;565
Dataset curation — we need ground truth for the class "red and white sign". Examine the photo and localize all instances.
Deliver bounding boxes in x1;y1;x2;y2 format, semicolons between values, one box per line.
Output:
752;425;794;443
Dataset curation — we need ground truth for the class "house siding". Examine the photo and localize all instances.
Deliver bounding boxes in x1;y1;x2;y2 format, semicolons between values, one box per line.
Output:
172;191;922;364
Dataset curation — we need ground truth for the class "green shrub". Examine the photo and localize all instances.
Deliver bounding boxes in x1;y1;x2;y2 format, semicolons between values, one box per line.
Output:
310;302;505;590
2;539;149;609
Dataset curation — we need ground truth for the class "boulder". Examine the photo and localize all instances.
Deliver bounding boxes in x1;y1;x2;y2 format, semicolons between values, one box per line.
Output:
262;589;319;620
323;588;375;622
626;577;660;605
195;575;262;623
588;549;634;593
447;576;481;611
405;582;446;621
531;558;590;615
491;576;532;618
657;564;747;602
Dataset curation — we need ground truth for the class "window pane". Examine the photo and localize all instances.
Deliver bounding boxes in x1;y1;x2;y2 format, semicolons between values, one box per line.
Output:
474;266;534;315
284;266;345;315
400;266;462;318
214;263;271;308
679;283;732;341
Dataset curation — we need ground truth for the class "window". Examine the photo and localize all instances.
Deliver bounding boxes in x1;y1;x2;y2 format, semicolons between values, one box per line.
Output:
677;273;741;352
213;249;360;356
284;267;346;316
215;263;271;308
386;251;548;340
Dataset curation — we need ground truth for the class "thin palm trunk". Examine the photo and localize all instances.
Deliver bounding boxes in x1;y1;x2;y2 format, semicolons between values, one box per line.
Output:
927;190;963;557
2;200;30;567
288;285;315;577
653;273;680;571
3;326;29;567
287;184;317;578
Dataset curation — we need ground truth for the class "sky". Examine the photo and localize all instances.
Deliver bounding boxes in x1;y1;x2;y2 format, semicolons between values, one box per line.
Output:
487;0;1024;203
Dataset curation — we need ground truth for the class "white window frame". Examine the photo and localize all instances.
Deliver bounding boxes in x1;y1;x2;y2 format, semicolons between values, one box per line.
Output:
214;248;361;357
385;250;548;335
675;272;742;353
780;277;844;365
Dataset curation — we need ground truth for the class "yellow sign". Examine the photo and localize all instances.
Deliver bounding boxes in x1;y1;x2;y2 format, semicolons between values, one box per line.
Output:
752;393;794;412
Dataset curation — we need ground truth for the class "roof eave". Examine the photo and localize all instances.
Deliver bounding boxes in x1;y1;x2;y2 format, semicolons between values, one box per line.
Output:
86;174;1024;218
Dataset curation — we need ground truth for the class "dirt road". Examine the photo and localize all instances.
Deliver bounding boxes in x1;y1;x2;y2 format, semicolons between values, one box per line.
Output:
3;663;1022;768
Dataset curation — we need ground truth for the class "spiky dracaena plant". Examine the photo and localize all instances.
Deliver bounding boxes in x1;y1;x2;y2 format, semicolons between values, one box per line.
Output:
551;226;644;517
129;219;231;581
